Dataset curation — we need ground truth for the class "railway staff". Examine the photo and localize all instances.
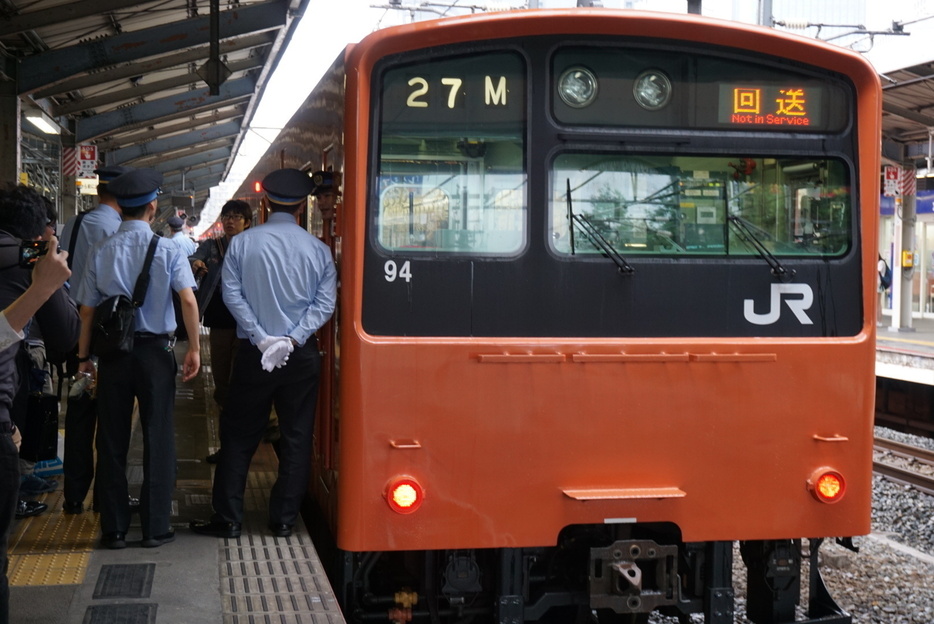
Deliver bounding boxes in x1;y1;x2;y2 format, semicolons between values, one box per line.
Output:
311;170;340;222
190;168;337;539
59;165;131;515
73;168;201;550
60;166;130;282
166;215;196;256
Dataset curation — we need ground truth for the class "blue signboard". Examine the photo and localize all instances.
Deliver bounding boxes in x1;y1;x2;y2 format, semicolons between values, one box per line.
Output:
881;188;934;215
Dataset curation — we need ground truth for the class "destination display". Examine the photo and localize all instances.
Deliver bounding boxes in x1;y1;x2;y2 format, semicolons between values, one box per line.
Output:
718;84;823;128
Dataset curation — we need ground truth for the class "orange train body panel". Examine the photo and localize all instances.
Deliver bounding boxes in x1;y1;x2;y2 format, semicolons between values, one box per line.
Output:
335;338;875;551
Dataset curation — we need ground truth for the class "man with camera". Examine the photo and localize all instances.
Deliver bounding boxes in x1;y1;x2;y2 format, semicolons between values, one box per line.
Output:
0;184;77;624
73;168;200;550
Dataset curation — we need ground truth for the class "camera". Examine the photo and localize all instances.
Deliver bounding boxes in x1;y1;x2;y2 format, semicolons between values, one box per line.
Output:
19;240;49;269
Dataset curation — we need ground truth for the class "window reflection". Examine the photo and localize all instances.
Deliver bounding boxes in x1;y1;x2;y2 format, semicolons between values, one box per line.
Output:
551;154;851;257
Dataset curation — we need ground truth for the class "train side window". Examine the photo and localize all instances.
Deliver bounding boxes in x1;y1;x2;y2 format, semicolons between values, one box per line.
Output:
375;51;527;255
549;153;852;258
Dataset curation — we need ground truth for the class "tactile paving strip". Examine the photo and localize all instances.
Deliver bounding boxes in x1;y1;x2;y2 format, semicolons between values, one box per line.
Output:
8;491;99;586
217;468;344;623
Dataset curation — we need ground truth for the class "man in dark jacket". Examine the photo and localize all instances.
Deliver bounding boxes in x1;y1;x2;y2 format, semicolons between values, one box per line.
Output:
0;185;80;440
0;184;78;624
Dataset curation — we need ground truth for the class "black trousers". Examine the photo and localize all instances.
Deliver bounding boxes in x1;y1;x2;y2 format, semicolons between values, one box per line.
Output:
95;336;177;537
0;430;19;624
212;338;320;526
63;392;96;506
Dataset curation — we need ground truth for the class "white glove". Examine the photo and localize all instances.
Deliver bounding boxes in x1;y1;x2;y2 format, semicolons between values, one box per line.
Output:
257;336;279;353
260;338;293;372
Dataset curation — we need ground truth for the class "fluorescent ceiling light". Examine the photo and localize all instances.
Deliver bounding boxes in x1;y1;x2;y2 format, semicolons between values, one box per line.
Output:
26;112;60;135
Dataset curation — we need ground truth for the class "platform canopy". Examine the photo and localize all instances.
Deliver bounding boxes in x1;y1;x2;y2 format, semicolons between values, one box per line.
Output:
880;60;934;172
1;0;307;209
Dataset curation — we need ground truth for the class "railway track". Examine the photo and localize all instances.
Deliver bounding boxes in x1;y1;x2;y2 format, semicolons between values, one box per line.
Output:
873;436;934;496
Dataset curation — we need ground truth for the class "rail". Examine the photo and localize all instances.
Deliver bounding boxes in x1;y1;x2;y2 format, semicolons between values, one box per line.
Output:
873;436;934;497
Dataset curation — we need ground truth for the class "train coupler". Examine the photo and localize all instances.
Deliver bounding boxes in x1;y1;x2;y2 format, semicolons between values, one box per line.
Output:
589;539;681;614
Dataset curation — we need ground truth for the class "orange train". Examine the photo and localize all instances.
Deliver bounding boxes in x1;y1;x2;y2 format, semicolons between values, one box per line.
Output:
236;9;879;623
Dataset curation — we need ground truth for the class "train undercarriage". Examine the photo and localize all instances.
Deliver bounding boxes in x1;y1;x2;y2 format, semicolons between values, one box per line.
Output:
328;525;855;624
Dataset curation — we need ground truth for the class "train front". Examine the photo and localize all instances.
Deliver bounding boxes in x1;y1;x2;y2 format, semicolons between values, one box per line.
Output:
333;10;879;623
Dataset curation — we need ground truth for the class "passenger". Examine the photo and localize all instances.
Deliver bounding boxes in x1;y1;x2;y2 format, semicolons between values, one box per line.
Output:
189;168;336;539
0;189;79;507
58;165;131;515
189;200;253;463
14;197;71;517
166;215;196;256
73;169;201;550
0;189;73;624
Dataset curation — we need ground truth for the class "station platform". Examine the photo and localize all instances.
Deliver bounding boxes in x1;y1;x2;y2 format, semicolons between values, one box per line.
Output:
7;330;345;624
877;315;934;384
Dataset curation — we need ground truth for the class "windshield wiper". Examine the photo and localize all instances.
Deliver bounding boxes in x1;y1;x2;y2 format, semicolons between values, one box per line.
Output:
566;179;634;275
727;215;795;282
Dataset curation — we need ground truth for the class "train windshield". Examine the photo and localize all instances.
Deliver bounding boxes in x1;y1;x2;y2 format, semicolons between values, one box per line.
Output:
551;154;851;257
375;51;526;254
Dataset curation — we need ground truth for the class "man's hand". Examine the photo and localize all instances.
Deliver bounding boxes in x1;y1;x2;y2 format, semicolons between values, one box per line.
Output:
181;349;201;382
257;336;279;353
30;236;70;296
260;337;293;372
191;259;208;279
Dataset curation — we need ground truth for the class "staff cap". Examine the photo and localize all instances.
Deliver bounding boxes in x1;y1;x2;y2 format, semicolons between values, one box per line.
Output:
262;169;315;205
108;169;163;208
311;170;341;196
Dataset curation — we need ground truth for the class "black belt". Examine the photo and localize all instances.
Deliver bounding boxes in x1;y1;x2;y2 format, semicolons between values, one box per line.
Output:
135;332;172;340
241;336;317;347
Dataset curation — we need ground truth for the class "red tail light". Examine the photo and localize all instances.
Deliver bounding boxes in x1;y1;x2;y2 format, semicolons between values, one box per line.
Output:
386;476;424;514
808;468;846;503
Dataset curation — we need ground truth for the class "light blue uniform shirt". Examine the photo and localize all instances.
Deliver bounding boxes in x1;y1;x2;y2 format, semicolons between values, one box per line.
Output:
73;220;197;334
168;233;197;257
59;203;122;287
222;212;337;346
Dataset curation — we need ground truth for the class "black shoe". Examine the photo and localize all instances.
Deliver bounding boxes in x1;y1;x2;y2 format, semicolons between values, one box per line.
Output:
62;500;84;515
141;528;176;548
189;519;241;538
268;523;292;538
205;450;220;464
128;496;140;512
101;532;127;550
16;500;48;518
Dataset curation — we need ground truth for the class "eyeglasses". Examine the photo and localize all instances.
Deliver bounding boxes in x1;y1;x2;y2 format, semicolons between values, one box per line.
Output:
220;214;245;221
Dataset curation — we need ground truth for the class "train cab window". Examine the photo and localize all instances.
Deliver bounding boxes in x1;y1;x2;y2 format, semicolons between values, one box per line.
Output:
550;154;852;258
375;52;527;254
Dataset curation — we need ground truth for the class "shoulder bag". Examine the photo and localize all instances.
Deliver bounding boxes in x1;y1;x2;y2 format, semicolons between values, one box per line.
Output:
91;235;159;358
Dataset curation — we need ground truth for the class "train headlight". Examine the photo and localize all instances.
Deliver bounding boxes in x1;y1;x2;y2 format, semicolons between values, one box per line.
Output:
386;476;424;514
807;468;846;503
558;66;599;108
632;70;672;111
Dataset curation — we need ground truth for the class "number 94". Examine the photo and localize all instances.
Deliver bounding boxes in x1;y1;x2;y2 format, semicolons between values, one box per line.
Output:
384;260;412;283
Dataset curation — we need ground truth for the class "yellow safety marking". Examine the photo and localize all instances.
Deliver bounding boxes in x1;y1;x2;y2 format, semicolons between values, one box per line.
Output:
8;491;99;587
8;552;91;586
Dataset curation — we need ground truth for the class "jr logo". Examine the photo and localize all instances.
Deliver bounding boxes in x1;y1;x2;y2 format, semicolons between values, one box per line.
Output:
743;284;814;325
